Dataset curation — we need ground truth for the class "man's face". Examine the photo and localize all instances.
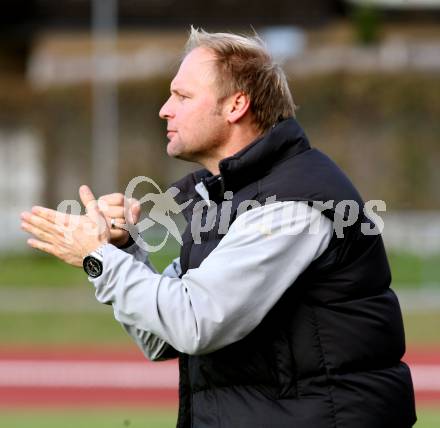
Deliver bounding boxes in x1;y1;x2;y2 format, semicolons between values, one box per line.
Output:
159;47;229;165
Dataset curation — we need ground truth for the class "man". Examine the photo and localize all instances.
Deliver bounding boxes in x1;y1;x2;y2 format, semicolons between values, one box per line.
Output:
21;28;416;427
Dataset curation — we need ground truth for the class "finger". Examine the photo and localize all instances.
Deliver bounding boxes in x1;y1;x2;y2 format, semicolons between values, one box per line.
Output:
21;212;64;236
129;198;141;224
122;198;141;225
21;220;60;245
100;206;125;219
79;185;97;209
98;193;125;206
101;203;140;226
97;206;127;232
29;207;70;226
79;185;102;222
109;218;129;231
27;238;58;257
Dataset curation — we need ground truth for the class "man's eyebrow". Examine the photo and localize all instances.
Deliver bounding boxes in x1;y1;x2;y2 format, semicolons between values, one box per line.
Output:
170;87;191;96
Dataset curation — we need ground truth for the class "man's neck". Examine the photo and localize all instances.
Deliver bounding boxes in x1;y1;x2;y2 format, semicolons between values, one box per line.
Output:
202;126;263;175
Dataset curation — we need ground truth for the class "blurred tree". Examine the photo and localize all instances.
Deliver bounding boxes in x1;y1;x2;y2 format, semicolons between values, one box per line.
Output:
351;4;382;45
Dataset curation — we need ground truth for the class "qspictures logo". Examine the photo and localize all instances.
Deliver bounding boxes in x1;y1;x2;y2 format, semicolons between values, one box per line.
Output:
57;176;387;253
122;176;191;252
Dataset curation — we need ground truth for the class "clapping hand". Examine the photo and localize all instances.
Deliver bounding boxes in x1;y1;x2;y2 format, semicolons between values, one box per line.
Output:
20;185;141;267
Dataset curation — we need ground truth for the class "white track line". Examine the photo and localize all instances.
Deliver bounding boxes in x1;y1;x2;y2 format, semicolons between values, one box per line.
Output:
0;361;178;389
410;365;440;391
0;361;437;392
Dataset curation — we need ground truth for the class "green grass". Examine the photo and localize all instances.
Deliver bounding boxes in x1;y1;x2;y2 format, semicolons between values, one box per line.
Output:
0;407;438;428
0;312;131;345
403;311;440;345
0;253;87;287
416;408;440;428
0;246;179;288
0;408;177;428
388;252;440;289
149;248;180;273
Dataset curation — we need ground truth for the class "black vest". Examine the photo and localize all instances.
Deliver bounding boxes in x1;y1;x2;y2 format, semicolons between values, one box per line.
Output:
172;119;416;428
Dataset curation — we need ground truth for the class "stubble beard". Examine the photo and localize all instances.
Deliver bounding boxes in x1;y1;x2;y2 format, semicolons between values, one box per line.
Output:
169;103;229;167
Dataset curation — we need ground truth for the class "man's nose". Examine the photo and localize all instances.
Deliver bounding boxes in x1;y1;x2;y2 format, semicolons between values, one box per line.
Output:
159;97;173;120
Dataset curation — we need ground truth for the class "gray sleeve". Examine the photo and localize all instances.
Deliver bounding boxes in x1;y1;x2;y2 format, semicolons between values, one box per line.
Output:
91;201;333;355
116;244;181;360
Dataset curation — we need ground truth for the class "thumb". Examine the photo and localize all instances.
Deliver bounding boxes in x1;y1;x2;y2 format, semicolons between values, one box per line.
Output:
79;185;101;221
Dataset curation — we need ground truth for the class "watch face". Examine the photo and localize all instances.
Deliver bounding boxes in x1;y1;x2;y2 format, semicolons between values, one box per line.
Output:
83;256;103;278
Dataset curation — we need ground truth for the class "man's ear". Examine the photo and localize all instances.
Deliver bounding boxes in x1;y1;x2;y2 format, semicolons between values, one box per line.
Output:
226;92;251;124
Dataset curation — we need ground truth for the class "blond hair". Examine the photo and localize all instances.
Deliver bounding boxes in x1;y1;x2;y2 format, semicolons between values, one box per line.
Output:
185;27;296;132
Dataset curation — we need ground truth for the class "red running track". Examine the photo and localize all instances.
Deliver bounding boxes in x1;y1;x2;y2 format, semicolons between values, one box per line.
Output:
0;345;438;408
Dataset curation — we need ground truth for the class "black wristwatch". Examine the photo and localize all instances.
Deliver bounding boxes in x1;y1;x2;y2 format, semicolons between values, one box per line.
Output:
83;245;105;278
